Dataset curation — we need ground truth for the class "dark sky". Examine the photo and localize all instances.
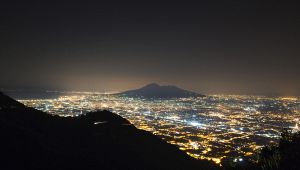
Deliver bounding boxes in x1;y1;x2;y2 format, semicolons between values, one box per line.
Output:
1;1;300;96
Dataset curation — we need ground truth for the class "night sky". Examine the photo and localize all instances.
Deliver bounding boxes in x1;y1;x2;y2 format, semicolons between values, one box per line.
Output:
1;1;300;96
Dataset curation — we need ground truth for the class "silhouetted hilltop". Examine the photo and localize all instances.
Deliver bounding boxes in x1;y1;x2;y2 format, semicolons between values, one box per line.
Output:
117;83;205;98
0;92;216;170
0;91;25;109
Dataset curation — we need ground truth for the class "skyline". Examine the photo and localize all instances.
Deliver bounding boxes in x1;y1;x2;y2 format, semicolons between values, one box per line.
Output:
1;1;300;96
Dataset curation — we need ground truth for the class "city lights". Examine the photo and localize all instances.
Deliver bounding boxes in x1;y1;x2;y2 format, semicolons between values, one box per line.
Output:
19;93;300;165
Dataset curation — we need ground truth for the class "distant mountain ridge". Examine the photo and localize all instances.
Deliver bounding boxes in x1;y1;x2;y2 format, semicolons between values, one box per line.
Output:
117;83;205;98
0;92;216;170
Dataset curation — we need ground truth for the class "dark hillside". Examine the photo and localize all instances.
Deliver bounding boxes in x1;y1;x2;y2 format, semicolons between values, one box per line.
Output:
0;92;216;170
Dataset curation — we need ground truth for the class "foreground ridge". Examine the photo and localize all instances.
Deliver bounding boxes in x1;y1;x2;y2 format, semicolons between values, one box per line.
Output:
0;92;216;170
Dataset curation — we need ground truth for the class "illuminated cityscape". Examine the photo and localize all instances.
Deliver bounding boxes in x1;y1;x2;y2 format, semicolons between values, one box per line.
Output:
2;0;300;169
19;93;300;165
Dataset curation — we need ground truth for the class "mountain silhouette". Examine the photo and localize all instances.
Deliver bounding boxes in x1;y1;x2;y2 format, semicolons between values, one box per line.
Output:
117;83;205;98
0;91;25;109
0;92;216;170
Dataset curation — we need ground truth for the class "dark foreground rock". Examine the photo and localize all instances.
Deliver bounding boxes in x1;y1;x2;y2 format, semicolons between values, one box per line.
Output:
0;92;217;170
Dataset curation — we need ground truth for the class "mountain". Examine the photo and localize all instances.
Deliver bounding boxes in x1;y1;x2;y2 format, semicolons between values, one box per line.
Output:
0;92;216;170
0;91;25;109
116;83;205;98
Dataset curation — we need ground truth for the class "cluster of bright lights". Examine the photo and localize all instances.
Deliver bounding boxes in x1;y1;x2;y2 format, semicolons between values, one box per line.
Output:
19;93;300;165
